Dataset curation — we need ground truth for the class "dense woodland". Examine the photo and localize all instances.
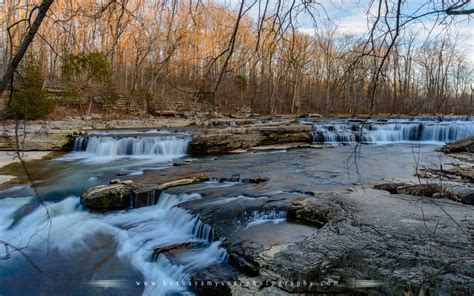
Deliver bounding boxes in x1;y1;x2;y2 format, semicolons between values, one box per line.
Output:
0;0;473;117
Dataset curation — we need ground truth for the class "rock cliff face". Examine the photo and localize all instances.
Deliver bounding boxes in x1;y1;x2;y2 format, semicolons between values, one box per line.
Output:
189;124;313;155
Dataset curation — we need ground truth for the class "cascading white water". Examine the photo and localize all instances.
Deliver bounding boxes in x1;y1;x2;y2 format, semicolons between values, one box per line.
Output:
244;210;287;229
74;136;190;157
66;130;191;163
312;119;474;144
0;191;227;296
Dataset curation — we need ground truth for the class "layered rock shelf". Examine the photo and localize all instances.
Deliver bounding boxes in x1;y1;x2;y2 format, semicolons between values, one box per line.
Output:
189;124;313;155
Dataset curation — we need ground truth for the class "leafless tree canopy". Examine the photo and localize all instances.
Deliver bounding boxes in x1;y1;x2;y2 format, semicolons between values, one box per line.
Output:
0;0;473;116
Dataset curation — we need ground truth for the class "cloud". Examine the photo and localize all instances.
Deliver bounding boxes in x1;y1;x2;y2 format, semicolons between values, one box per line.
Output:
299;0;474;62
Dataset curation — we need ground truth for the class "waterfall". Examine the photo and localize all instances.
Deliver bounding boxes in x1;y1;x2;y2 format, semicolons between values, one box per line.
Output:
311;119;474;144
71;130;191;159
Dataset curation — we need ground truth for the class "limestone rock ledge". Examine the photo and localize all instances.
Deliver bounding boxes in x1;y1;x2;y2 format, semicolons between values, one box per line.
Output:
0;128;82;151
189;124;313;155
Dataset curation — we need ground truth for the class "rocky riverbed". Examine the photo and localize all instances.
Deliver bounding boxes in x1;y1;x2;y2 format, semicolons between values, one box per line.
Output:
76;139;472;295
0;116;473;295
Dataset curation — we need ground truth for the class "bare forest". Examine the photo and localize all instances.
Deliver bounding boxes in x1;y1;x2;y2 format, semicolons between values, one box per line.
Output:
1;2;474;295
1;0;473;118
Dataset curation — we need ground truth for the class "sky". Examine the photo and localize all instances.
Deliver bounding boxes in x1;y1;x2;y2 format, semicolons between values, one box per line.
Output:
222;0;474;62
314;0;474;62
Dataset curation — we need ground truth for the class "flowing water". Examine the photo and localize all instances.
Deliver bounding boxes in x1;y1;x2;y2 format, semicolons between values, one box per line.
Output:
306;116;473;144
69;129;191;162
1;130;219;295
0;118;473;295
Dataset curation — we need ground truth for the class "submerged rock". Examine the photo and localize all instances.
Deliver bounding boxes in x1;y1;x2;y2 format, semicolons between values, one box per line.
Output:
440;135;474;153
80;184;131;211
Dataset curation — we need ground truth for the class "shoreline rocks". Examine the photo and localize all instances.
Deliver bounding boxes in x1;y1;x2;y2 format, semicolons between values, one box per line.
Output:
440;135;474;153
0;128;81;151
373;182;474;204
182;189;473;295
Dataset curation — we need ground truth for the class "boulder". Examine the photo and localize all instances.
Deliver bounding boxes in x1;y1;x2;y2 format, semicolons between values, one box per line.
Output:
457;188;474;205
80;184;131;211
440;135;474;153
287;199;339;227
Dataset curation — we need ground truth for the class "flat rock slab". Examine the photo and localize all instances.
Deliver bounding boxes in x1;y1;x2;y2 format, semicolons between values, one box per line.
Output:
267;189;473;294
81;169;271;211
184;189;473;295
157;181;472;295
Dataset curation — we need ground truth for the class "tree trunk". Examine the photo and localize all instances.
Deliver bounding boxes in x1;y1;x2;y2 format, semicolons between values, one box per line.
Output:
0;0;54;96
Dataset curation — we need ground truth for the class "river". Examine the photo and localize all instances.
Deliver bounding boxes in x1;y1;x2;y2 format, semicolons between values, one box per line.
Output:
0;116;472;295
